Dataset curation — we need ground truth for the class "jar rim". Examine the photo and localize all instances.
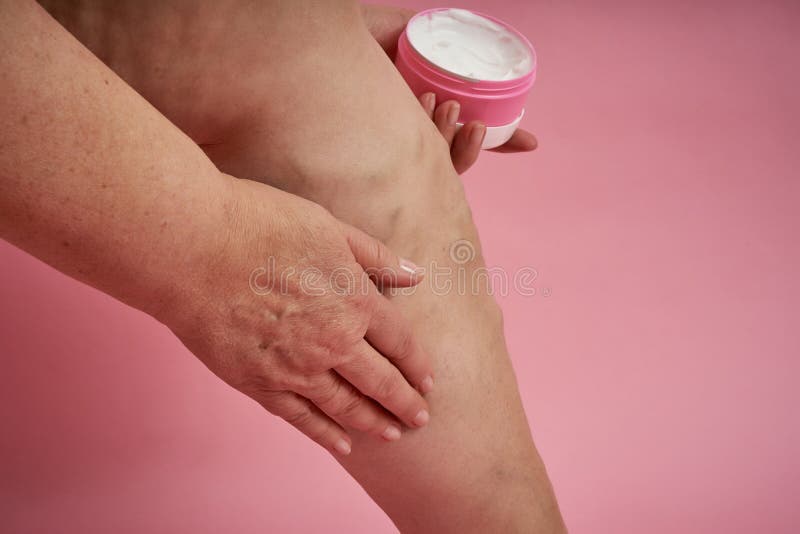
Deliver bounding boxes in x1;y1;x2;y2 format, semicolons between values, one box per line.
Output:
403;8;537;86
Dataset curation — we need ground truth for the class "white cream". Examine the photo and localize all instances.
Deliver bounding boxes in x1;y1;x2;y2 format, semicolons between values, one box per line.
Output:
406;8;533;82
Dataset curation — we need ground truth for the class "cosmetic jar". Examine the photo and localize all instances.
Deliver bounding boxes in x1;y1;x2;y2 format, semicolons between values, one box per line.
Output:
395;8;537;149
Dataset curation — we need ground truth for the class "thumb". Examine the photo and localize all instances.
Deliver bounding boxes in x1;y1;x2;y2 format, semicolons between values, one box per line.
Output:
341;223;424;288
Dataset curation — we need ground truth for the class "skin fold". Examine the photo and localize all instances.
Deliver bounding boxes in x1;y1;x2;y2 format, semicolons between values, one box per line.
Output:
21;1;566;532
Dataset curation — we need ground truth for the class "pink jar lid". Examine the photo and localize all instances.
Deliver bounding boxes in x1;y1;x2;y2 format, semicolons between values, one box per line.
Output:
396;8;537;129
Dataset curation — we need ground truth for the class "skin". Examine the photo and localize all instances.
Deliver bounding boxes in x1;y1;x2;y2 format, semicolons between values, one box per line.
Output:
15;1;566;532
0;0;437;457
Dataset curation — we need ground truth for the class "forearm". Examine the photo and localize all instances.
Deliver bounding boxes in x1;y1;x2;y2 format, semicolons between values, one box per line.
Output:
0;1;230;318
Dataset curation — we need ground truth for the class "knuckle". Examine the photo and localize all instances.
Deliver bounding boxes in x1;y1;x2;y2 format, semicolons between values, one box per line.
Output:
360;235;387;268
391;329;414;361
261;397;322;439
253;390;283;411
373;372;402;401
254;365;287;389
331;391;364;420
281;372;316;393
309;376;342;406
342;294;372;336
373;240;392;265
283;407;315;431
235;370;280;397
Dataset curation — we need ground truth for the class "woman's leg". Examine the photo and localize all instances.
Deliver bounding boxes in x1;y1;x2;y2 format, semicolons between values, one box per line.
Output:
42;1;566;531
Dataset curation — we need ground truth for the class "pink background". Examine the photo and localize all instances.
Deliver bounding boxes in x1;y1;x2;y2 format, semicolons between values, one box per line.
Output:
2;1;798;532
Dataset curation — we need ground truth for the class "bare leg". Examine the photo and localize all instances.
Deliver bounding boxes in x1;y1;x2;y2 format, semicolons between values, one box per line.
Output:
42;1;565;531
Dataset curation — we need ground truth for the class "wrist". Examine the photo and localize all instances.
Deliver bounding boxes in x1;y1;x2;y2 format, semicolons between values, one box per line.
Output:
141;171;240;328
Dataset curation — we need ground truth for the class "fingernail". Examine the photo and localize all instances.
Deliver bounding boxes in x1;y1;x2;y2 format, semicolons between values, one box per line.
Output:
420;375;434;394
334;439;352;455
382;425;402;441
399;257;419;275
413;409;430;427
424;93;436;110
471;124;486;146
447;103;461;125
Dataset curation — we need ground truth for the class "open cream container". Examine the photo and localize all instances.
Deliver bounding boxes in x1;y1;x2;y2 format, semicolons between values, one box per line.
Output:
395;8;537;149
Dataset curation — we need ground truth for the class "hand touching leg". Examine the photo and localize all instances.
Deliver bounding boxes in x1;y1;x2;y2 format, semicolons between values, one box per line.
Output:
40;1;566;531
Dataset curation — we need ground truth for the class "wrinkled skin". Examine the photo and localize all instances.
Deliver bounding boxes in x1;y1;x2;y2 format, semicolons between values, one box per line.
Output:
169;179;434;454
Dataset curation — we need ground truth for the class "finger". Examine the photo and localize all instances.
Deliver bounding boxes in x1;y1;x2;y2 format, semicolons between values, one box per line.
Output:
365;289;434;395
451;121;486;174
418;92;436;119
433;100;461;146
337;339;430;429
303;370;404;441
258;391;353;455
342;222;424;287
489;128;538;153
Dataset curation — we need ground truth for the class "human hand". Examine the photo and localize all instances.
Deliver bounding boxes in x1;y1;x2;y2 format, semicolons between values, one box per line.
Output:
165;177;433;456
361;3;538;173
417;92;538;174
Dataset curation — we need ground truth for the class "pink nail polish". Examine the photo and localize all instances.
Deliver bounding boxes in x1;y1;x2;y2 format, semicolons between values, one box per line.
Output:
426;93;436;110
399;257;419;275
447;103;461;125
334;439;352;455
413;409;430;427
382;425;402;441
420;375;434;394
471;124;487;145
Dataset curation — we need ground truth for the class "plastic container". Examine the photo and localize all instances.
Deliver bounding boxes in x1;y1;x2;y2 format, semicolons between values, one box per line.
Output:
395;8;537;149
